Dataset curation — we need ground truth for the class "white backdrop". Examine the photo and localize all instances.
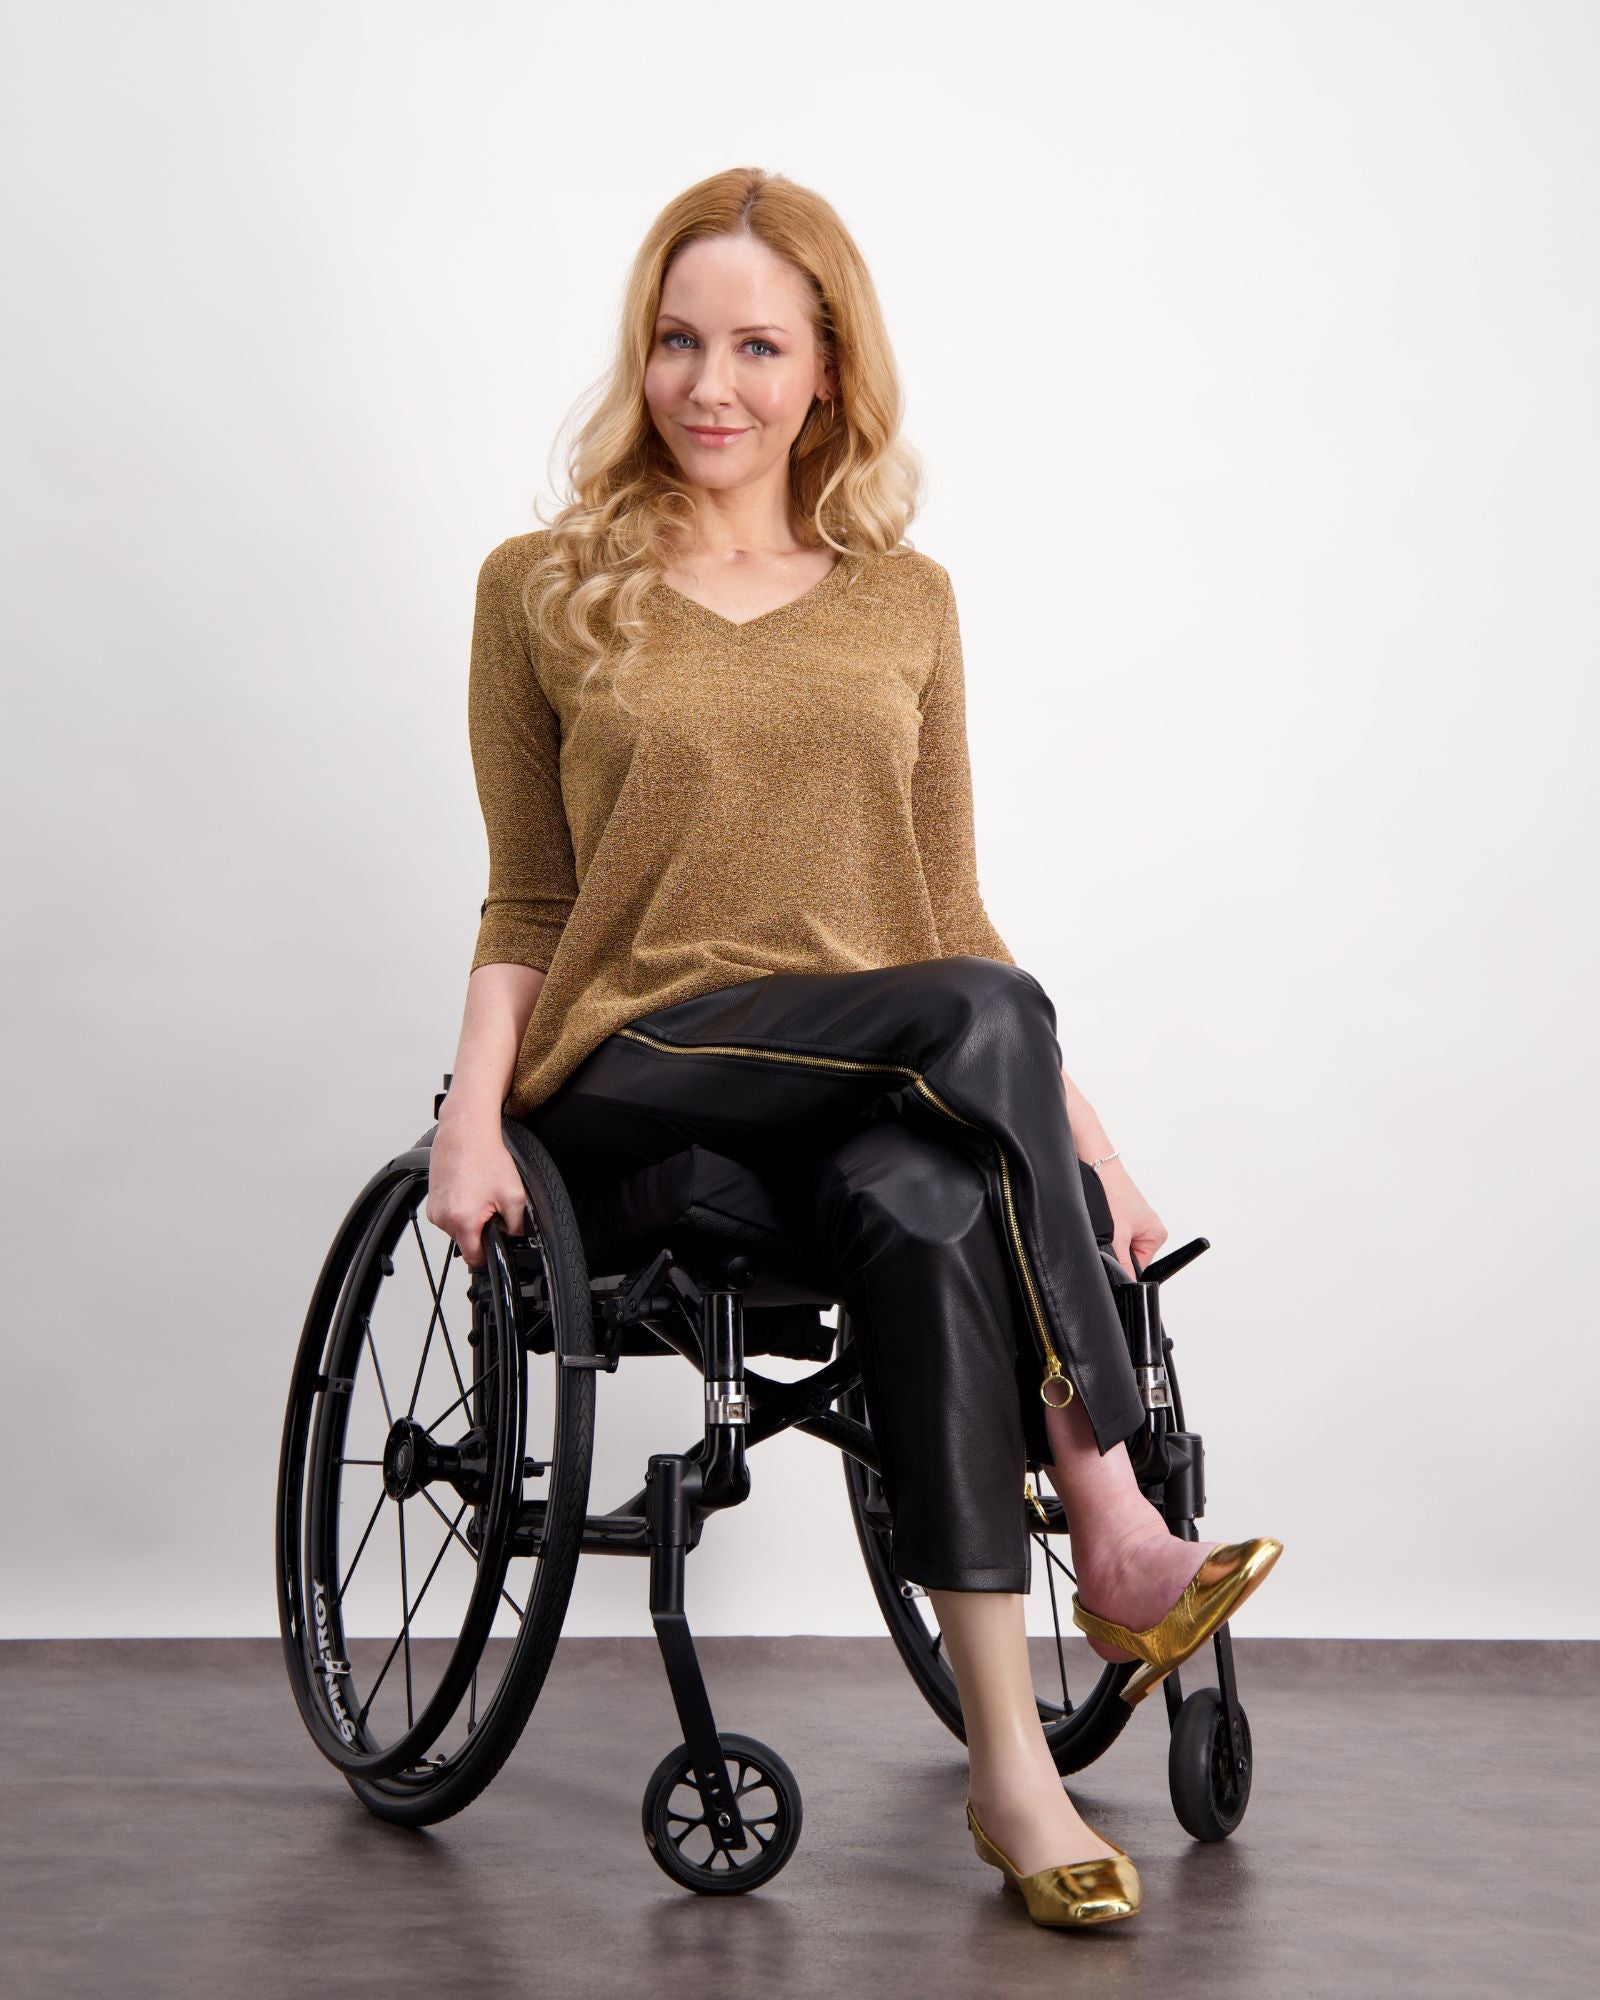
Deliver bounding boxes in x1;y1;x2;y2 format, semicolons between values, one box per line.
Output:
3;0;1595;1639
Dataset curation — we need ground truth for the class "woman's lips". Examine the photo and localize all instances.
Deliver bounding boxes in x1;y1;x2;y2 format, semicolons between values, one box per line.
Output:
684;425;748;447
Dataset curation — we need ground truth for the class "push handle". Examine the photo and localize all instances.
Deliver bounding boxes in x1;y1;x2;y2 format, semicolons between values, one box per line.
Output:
1137;1235;1210;1287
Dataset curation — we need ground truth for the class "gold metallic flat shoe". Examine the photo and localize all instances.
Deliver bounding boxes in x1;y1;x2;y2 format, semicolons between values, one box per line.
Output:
1072;1535;1285;1707
965;1799;1142;1927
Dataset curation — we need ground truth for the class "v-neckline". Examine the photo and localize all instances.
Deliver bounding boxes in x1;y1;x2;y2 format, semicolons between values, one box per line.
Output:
656;548;859;634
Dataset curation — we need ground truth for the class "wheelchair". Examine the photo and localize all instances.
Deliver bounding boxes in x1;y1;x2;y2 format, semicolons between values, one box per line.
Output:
275;1071;1260;1893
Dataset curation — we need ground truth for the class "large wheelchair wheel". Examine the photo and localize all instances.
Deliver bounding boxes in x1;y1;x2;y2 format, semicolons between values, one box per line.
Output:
276;1117;595;1826
838;1326;1139;1775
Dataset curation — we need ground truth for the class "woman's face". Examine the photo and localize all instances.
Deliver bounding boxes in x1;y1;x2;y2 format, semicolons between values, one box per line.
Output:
644;232;837;503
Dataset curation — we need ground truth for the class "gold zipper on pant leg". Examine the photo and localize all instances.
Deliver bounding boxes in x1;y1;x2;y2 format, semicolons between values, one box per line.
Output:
613;1027;1076;1408
617;1029;912;1078
909;1079;1075;1410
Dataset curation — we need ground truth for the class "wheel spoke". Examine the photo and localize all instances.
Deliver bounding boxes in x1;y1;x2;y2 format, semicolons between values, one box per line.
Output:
408;1212;470;1410
403;1317;440;1425
357;1500;468;1728
1037;1527;1073;1714
363;1317;394;1427
425;1356;500;1436
336;1488;388;1604
417;1483;526;1621
397;1504;414;1729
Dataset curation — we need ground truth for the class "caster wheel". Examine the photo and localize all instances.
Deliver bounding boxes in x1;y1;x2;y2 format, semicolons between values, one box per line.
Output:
1168;1685;1253;1841
641;1731;802;1893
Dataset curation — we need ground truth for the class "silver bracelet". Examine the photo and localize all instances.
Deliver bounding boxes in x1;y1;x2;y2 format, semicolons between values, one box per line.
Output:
1086;1149;1120;1171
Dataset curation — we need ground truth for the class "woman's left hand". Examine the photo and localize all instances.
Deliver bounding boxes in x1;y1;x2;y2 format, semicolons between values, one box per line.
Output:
1096;1158;1169;1279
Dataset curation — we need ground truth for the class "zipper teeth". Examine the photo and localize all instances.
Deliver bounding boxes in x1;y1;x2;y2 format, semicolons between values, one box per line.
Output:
909;1078;1061;1379
617;1027;917;1079
613;1026;1068;1385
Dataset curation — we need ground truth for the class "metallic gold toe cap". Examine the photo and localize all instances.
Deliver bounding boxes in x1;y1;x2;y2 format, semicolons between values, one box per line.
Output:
966;1800;1143;1926
1016;1853;1143;1925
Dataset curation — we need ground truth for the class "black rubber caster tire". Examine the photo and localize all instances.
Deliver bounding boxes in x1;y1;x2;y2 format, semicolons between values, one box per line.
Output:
641;1731;803;1893
1168;1684;1253;1841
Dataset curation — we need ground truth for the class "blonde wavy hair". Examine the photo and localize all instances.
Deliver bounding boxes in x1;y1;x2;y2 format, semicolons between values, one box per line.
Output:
519;166;927;698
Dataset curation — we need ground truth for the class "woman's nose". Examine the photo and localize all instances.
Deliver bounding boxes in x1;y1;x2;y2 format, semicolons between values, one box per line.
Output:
690;348;737;403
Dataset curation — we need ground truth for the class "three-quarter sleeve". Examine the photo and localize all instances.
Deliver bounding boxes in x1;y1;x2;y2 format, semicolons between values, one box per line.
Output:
910;571;1017;965
466;539;578;974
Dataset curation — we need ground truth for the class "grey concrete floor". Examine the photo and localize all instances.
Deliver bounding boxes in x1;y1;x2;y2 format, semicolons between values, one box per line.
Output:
1;1636;1594;1998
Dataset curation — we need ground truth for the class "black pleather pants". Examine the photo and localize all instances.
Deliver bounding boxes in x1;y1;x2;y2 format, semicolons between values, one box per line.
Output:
521;956;1147;1592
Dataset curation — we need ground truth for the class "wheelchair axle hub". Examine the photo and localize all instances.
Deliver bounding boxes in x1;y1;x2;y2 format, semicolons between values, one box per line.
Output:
381;1418;485;1503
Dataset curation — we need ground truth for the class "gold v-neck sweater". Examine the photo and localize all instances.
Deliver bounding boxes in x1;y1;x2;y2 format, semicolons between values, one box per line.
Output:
468;529;1015;1120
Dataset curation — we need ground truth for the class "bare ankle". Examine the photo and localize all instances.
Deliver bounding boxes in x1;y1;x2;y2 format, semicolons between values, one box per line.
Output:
1072;1507;1166;1589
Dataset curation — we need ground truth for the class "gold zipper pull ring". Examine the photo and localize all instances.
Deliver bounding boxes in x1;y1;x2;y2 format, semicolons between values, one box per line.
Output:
1039;1356;1075;1409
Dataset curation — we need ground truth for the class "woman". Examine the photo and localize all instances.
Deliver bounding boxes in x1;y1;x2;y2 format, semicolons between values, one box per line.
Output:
427;166;1282;1929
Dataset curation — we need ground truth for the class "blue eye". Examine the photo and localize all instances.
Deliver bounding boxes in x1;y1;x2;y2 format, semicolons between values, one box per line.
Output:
660;332;778;357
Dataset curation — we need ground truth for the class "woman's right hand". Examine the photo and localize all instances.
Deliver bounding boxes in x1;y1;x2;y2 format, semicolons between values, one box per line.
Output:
426;1106;528;1268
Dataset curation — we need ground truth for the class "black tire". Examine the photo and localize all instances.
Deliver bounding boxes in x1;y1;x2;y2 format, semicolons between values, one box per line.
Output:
838;1312;1136;1775
276;1117;595;1825
1168;1685;1253;1841
641;1733;803;1894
